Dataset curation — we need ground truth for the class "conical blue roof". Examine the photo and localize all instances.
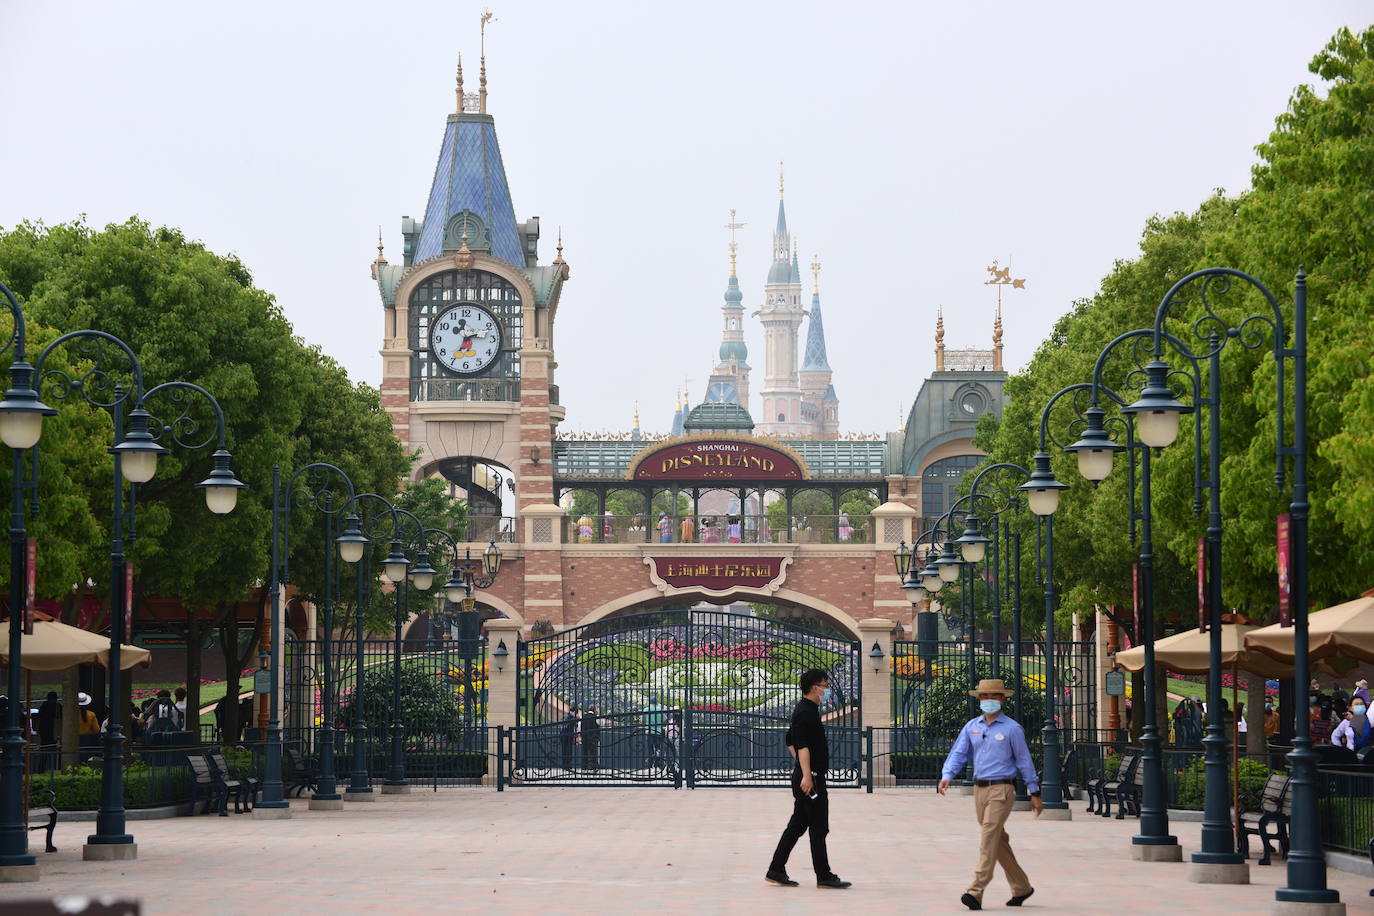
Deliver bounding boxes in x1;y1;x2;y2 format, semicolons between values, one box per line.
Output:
775;198;788;236
802;291;831;371
790;250;801;284
414;114;525;267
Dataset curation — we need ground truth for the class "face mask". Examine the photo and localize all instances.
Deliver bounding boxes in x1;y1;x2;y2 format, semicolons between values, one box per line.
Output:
1354;705;1366;716
821;688;834;704
980;699;1003;715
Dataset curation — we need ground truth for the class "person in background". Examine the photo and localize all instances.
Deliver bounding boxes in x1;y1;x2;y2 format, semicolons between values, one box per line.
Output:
174;686;188;721
36;691;60;748
1354;679;1371;707
579;706;601;772
1263;699;1281;739
679;514;696;544
76;693;100;734
1236;702;1248;736
658;513;672;544
1333;696;1373;751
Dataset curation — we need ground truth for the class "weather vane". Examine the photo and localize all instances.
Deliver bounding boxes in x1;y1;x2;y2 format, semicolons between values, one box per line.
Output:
984;259;1024;371
725;209;746;274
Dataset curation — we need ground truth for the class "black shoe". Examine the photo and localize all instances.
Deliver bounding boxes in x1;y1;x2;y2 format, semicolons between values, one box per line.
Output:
961;893;983;910
765;870;798;886
817;875;852;889
1008;888;1035;907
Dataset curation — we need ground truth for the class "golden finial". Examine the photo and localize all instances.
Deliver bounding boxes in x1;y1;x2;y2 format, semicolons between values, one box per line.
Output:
935;307;946;371
479;9;494;114
725;208;745;277
371;227;387;279
674;388;682;411
633;402;641;430
778;161;785;199
553;228;565;264
810;255;821;295
455;55;464;112
455;229;474;270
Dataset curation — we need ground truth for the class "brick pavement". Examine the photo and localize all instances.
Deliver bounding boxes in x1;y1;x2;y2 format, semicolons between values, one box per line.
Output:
6;789;1374;916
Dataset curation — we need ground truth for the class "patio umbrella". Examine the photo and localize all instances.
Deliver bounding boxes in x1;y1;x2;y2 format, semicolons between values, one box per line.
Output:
1114;623;1298;678
0;617;151;671
1245;595;1374;665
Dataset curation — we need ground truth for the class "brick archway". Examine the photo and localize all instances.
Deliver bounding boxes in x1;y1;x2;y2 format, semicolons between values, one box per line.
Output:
570;586;863;641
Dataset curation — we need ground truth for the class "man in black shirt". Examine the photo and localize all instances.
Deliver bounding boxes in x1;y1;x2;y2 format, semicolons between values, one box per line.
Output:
766;668;851;889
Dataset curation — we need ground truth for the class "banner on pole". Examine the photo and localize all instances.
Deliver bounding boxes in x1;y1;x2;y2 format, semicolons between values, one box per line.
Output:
24;538;37;635
1277;513;1292;627
1132;562;1140;644
124;563;134;642
1197;539;1207;633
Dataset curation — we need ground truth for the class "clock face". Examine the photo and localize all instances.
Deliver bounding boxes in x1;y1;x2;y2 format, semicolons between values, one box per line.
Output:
706;381;738;404
429;304;503;376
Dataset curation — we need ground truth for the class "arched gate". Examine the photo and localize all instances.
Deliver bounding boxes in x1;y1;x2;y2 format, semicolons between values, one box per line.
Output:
506;609;861;787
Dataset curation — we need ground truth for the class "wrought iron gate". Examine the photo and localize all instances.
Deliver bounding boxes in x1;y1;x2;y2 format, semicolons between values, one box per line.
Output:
283;634;487;784
509;609;861;787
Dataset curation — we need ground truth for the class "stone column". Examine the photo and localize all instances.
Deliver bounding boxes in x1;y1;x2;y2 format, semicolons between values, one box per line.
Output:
484;619;522;788
857;618;895;730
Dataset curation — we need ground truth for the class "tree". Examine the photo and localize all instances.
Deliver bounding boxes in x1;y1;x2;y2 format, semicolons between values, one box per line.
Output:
0;217;412;732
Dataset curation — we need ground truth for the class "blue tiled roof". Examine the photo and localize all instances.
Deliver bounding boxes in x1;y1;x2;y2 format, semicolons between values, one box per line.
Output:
415;114;525;267
802;291;831;371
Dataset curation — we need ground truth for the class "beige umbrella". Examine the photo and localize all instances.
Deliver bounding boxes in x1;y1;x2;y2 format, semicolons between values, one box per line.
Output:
1245;595;1374;665
0;618;151;671
1115;623;1296;678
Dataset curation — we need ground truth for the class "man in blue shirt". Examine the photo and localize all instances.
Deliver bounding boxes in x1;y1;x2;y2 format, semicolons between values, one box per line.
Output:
939;679;1042;911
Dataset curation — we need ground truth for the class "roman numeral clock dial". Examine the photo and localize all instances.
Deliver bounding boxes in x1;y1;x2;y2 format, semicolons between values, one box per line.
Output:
429;304;503;376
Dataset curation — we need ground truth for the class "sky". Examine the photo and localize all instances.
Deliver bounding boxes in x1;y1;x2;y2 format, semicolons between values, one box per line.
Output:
1;2;1367;437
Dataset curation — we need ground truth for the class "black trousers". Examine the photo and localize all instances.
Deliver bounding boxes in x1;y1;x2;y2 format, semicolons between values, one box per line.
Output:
770;769;831;877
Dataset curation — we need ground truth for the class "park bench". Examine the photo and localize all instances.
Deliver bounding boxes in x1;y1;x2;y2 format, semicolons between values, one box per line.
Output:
1087;753;1139;818
208;751;259;812
285;748;320;797
1114;754;1147;819
188;754;245;816
1058;746;1076;799
28;786;58;853
1238;773;1291;865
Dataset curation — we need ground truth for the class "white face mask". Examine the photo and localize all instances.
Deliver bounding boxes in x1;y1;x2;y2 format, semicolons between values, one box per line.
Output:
980;699;1003;715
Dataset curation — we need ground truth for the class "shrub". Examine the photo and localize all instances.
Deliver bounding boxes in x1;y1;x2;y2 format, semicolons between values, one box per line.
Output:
1173;755;1275;811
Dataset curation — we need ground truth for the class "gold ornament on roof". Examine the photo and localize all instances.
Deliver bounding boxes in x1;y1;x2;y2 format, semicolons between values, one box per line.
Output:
454;230;474;270
983;259;1025;372
810;255;821;295
725;209;745;277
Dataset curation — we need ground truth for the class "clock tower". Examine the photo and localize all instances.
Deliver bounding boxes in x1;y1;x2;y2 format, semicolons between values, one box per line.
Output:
375;54;568;529
704;212;750;407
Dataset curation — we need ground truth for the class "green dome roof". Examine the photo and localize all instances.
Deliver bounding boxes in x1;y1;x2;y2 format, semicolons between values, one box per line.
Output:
682;401;756;433
766;260;793;285
719;340;748;363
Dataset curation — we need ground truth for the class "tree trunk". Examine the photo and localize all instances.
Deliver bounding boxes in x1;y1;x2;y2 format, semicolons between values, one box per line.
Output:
184;613;204;740
1245;670;1267;762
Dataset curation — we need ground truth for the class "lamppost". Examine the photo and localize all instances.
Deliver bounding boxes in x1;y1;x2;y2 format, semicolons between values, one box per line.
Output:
1126;268;1327;903
380;521;459;794
254;464;367;817
0;281;54;881
1;321;245;861
1013;382;1085;819
1059;327;1201;860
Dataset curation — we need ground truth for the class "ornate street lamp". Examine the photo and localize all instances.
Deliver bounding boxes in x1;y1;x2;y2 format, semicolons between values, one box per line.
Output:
955;514;991;564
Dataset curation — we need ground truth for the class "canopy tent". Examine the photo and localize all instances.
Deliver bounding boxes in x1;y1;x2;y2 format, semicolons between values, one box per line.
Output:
0;617;151;671
1115;623;1301;678
1245;595;1374;665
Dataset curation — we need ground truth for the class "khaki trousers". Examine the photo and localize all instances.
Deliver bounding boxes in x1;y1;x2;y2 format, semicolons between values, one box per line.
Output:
967;782;1031;902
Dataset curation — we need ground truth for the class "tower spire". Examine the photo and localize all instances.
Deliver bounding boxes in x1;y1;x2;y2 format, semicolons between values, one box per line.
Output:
935;306;946;372
479;9;495;114
370;226;388;280
810;255;821;295
778;161;785;199
455;55;464;112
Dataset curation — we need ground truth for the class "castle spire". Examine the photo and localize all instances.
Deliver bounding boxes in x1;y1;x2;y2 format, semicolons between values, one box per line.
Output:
810;255;820;295
993;300;1004;371
725;208;744;277
455;56;464;112
801;255;830;372
935;306;946;372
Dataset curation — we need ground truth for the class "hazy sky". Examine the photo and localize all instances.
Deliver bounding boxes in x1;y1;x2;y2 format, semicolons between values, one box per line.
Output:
1;2;1366;437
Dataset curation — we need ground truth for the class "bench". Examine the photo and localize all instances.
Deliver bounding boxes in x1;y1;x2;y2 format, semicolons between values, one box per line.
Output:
188;754;245;816
28;787;58;853
285;748;320;798
1114;755;1147;819
209;751;260;812
1084;752;1133;815
1087;754;1139;818
1239;773;1291;865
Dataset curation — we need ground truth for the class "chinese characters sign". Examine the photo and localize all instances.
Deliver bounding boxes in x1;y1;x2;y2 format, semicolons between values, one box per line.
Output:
629;440;804;482
1277;513;1292;627
646;556;791;596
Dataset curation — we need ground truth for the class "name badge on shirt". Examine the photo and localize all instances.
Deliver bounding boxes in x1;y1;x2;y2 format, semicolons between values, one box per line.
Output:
995;733;1006;741
970;729;981;737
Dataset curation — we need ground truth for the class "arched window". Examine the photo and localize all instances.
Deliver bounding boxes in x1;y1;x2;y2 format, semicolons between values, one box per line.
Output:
777;413;786;422
920;454;983;525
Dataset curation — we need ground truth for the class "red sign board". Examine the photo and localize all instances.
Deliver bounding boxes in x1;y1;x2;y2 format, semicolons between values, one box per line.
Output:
1277;513;1292;627
124;563;134;642
24;538;36;635
1131;562;1139;646
630;440;804;482
1197;538;1207;633
646;557;790;595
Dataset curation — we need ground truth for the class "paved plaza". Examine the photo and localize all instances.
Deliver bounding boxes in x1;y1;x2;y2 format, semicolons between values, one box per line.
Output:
7;789;1374;916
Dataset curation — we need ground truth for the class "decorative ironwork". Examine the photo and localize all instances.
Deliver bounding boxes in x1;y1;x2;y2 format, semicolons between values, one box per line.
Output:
510;609;860;787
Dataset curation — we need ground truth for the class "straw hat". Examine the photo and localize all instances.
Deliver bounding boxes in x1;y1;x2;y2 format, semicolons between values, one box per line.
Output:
78;692;92;706
969;678;1015;698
